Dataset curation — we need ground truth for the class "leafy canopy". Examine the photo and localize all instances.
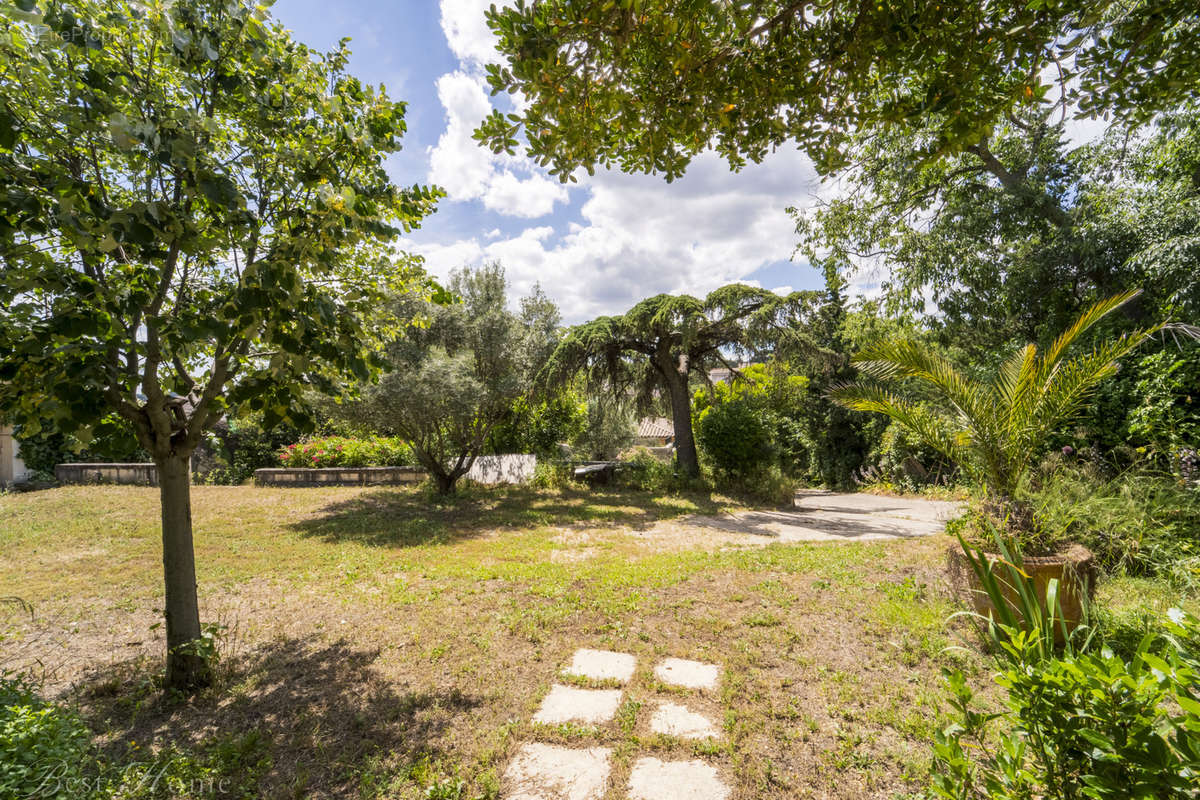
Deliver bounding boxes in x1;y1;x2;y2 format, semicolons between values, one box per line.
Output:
794;105;1200;357
348;264;557;493
0;0;441;455
476;0;1200;179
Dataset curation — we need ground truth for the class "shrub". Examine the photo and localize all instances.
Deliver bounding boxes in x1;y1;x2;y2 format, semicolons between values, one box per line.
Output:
861;417;957;492
833;291;1169;531
1032;465;1200;588
277;436;412;468
0;675;94;798
13;415;146;477
486;394;585;458
696;399;774;479
529;459;572;490
1126;346;1200;474
615;447;679;492
931;610;1200;800
200;418;301;485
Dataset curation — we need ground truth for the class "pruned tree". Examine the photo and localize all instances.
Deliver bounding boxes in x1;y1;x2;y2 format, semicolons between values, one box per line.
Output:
542;284;817;477
351;264;557;494
0;0;440;689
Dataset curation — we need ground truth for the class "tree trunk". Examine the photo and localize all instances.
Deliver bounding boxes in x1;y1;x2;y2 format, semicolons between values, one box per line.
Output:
433;470;458;494
157;454;211;691
665;373;700;478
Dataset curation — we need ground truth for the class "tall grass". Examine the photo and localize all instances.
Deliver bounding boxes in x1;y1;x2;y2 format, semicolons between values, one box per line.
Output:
1033;465;1200;590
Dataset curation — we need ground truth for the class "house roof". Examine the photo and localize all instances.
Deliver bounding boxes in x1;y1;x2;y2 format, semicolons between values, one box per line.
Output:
637;417;674;438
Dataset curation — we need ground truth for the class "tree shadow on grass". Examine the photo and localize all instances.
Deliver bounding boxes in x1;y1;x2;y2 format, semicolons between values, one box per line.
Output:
288;484;730;548
74;637;481;798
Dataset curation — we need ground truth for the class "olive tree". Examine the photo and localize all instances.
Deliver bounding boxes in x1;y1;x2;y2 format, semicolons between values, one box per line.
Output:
0;0;440;689
352;264;558;494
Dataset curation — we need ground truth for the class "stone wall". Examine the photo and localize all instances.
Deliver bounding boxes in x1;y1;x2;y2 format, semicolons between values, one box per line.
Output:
254;455;536;488
468;454;537;484
55;462;159;486
254;466;426;487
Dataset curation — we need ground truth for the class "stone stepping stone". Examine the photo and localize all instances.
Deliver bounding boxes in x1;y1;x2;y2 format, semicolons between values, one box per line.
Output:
562;648;637;683
654;658;720;690
649;701;720;740
533;685;623;725
627;757;730;800
504;743;611;800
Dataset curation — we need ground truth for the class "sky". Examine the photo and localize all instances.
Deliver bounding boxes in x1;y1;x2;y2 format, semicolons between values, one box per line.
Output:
271;0;829;322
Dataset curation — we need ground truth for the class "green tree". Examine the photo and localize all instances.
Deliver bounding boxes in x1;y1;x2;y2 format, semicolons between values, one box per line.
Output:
0;0;440;688
476;1;1200;179
831;291;1173;529
352;264;556;494
486;393;585;459
794;107;1200;359
543;285;816;477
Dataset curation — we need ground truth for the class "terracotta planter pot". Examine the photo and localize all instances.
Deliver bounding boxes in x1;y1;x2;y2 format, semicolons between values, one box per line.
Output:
947;543;1097;633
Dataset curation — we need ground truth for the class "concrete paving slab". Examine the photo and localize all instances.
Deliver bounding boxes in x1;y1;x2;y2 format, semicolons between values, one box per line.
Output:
504;743;611;800
683;491;964;543
627;757;730;800
532;685;623;725
649;701;720;739
654;658;720;690
563;648;636;683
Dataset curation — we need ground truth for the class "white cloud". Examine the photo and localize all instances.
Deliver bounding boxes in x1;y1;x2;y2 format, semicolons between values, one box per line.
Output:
427;71;493;200
407;147;823;321
417;0;825;318
439;0;500;65
483;170;569;218
426;67;569;217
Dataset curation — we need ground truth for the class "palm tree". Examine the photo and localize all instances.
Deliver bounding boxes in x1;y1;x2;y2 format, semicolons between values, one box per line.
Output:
831;290;1178;529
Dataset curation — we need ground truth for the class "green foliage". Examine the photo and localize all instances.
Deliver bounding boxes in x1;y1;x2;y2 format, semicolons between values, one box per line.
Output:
931;610;1200;800
199;417;300;485
863;418;957;492
477;1;1199;179
1032;465;1200;590
544;285;818;477
0;673;273;799
104;730;271;800
0;675;94;798
13;415;145;476
833;291;1167;517
615;447;678;493
486;394;585;458
570;396;635;461
0;0;441;455
1126;346;1200;471
346;264;555;494
696;399;774;479
276;436;411;469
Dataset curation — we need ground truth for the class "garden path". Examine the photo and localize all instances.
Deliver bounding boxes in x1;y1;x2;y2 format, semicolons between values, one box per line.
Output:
682;490;963;543
503;648;729;799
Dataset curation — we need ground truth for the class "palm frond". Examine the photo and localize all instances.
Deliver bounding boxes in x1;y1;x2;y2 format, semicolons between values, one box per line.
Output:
1038;288;1140;377
830;382;972;468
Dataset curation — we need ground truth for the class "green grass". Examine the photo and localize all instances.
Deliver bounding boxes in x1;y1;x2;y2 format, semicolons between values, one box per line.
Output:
0;483;1009;798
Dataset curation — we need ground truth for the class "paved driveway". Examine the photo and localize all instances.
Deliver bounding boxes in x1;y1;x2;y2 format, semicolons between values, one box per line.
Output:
688;490;964;543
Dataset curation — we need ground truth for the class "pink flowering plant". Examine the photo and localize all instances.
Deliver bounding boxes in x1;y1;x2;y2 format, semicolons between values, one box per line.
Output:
277;437;412;468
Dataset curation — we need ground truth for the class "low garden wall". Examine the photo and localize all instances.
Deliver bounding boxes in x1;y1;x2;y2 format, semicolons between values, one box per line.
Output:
254;466;425;487
55;462;159;486
254;455;537;488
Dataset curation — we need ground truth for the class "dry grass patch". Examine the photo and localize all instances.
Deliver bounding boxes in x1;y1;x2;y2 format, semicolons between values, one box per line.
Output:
1;483;983;799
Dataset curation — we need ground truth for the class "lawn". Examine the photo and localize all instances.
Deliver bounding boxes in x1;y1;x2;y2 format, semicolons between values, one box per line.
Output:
0;482;1161;799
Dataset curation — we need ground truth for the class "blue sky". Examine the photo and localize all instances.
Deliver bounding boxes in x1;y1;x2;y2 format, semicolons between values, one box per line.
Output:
271;0;827;322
